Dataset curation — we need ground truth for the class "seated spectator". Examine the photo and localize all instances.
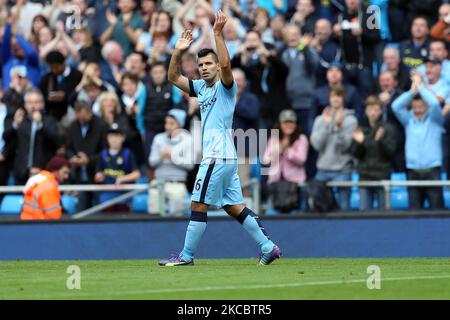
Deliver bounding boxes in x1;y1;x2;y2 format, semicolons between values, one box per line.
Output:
148;109;193;215
430;3;450;42
40;50;82;123
94;124;141;212
380;46;411;92
263;109;309;211
20;156;70;221
392;72;445;210
400;16;431;71
311;62;363;122
2;66;34;112
3;89;61;185
1;22;40;90
351;96;396;210
311;18;341;88
66;102;108;211
310;86;358;211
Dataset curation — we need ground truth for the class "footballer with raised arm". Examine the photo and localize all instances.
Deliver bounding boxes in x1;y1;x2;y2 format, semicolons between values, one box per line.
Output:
159;11;281;267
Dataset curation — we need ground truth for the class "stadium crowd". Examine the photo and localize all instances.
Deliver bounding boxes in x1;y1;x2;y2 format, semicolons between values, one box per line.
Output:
0;0;450;214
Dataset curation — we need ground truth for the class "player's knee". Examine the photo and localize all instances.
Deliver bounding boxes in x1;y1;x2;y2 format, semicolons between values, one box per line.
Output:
224;204;245;218
191;201;208;212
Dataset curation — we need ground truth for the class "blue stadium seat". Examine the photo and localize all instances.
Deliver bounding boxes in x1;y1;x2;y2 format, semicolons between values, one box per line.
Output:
135;176;148;184
390;191;409;209
250;159;261;181
264;208;280;216
131;193;148;212
61;195;78;214
350;190;360;210
0;195;24;215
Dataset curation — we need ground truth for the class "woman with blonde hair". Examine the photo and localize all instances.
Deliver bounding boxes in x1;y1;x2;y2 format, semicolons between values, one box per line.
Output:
98;91;131;141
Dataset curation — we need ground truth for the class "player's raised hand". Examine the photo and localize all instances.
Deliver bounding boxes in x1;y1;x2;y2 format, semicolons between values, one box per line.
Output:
213;10;227;34
175;30;193;51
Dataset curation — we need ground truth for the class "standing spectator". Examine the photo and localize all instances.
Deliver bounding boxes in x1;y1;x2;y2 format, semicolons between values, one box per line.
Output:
66;101;108;211
3;66;34;112
97;92;131;142
141;62;183;161
232;68;260;198
430;3;450;42
375;70;406;172
3;89;61;185
119;73;147;167
148;109;194;215
311;62;363;122
1;23;40;90
310;86;358;210
94;124;141;212
351;96;396;210
280;24;319;134
399;16;431;71
40;50;82;123
264;13;286;53
124;51;150;83
11;0;43;40
392;73;445;210
136;10;179;56
311;18;341;88
420;57;449;106
333;0;381;100
418;40;450;87
100;41;125;90
232;31;290;131
290;0;318;35
100;0;146;57
380;46;411;92
263;109;309;211
0;100;8;197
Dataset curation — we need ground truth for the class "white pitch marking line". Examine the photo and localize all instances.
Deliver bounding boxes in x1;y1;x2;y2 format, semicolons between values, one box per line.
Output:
4;274;450;298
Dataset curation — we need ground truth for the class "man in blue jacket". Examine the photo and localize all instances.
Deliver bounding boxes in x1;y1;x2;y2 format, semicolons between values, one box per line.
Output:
392;71;445;210
1;23;40;90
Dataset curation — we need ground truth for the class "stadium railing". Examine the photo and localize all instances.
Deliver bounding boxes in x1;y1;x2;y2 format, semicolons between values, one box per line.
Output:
0;179;261;218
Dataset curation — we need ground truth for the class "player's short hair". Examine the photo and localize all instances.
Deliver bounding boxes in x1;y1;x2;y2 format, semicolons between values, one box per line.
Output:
197;48;219;63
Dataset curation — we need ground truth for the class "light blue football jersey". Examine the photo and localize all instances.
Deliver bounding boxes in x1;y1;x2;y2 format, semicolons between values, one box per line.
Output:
189;79;238;160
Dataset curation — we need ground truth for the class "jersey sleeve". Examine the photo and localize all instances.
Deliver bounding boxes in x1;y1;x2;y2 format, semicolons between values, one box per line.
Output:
220;80;238;96
189;79;202;97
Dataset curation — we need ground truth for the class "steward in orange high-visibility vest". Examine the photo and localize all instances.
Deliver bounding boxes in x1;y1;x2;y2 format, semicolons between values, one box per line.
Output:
21;156;71;220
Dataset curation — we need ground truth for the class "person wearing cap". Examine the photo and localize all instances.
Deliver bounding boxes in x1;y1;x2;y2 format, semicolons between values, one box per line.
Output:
417;40;450;87
263;109;309;212
3;65;33;112
94;123;141;212
20;156;71;220
417;55;450;107
391;69;445;210
148;109;194;214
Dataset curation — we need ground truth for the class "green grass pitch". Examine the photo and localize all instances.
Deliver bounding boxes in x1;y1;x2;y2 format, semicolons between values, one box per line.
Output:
1;258;450;299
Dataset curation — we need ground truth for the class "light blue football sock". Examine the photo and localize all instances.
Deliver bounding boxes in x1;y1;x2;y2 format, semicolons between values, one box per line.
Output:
235;207;274;254
180;211;207;261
